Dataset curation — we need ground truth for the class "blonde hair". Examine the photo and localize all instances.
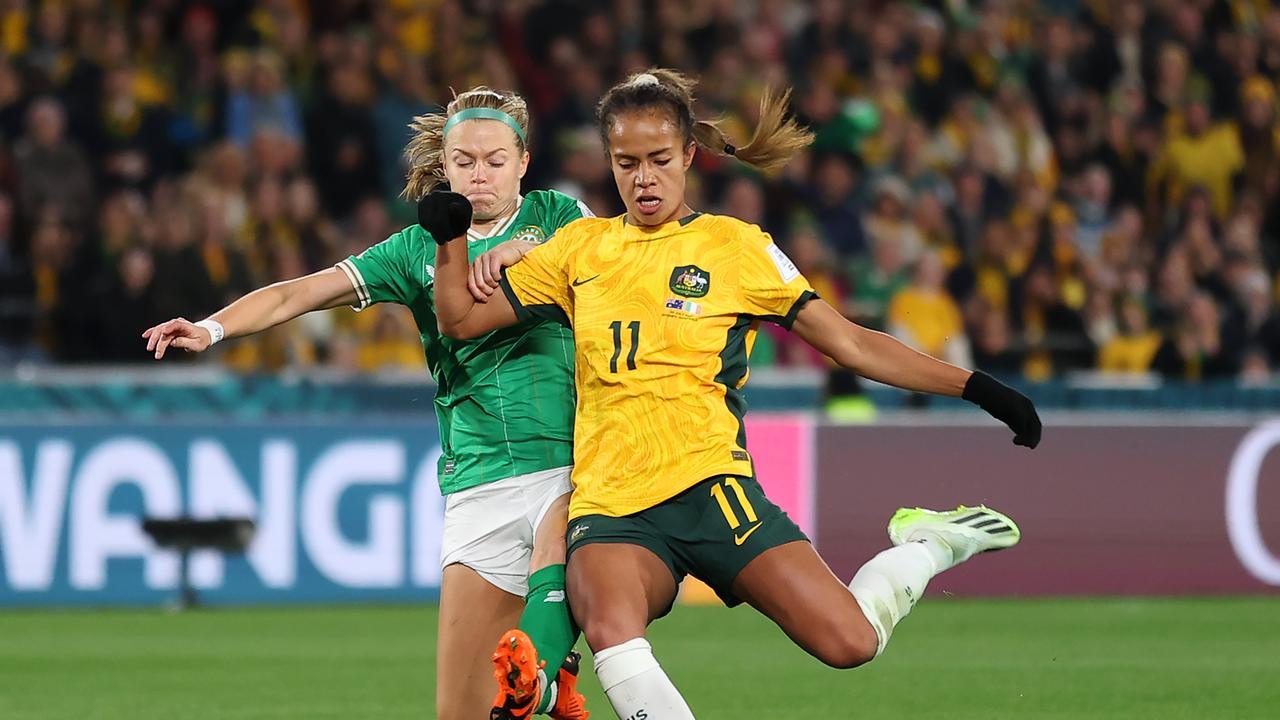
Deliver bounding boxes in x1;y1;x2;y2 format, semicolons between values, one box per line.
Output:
596;68;813;173
402;87;530;200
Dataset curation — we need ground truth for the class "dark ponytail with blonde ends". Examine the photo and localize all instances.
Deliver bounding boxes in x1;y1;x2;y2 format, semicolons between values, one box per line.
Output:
695;88;813;173
692;120;732;156
597;68;812;174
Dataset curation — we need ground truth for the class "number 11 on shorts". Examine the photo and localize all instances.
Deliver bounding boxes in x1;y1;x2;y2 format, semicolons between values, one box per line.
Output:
710;477;758;529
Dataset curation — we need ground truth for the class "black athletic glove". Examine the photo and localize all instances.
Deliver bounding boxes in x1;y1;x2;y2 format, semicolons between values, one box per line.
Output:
962;371;1042;449
417;190;472;245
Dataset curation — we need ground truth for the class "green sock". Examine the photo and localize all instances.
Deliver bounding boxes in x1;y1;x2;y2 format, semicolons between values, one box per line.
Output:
519;564;579;714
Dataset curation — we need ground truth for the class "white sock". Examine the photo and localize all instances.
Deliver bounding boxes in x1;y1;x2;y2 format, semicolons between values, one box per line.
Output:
847;541;941;658
914;534;955;571
593;637;695;720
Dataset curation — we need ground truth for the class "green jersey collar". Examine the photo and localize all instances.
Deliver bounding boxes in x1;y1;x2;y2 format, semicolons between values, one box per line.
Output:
467;195;524;242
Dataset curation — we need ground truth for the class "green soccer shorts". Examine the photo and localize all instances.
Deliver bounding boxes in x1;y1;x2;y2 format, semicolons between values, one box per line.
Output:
566;475;810;608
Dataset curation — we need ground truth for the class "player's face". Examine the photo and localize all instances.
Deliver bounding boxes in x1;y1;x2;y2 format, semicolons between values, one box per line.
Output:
606;108;696;226
444;119;530;221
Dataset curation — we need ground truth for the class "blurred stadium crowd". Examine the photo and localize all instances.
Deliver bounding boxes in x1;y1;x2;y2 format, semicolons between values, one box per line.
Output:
2;0;1280;384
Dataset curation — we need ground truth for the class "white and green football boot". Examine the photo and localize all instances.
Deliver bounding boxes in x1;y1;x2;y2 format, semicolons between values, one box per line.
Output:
887;505;1021;567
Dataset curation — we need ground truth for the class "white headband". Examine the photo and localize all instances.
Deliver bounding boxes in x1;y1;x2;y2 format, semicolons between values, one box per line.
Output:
631;73;660;87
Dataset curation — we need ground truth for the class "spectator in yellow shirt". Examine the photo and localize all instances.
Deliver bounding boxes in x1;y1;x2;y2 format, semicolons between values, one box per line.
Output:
1148;91;1244;220
1099;299;1163;374
887;250;971;366
355;306;427;373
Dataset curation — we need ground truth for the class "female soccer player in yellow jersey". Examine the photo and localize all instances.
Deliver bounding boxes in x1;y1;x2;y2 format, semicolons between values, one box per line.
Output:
142;88;589;720
424;69;1041;719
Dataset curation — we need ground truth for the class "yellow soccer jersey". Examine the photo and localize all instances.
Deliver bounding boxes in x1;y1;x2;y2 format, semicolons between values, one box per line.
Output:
499;212;817;519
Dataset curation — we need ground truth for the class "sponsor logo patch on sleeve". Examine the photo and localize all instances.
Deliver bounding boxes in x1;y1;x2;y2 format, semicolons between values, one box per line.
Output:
765;243;800;283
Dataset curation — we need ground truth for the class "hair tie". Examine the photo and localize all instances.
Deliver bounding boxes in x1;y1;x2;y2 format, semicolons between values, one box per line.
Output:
724;143;737;156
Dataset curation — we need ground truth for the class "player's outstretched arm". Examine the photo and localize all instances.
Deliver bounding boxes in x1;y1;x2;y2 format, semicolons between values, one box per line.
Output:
142;267;358;359
421;190;519;339
792;298;1041;448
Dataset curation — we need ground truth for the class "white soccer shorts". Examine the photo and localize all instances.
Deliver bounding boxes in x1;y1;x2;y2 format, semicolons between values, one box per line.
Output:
439;465;573;596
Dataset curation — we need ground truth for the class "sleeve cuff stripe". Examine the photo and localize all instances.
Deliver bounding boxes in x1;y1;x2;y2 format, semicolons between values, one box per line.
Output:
337;260;370;310
781;290;819;329
498;273;533;322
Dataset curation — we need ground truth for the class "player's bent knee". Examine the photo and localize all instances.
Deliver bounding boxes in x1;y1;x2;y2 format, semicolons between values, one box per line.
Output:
810;623;878;669
580;616;646;653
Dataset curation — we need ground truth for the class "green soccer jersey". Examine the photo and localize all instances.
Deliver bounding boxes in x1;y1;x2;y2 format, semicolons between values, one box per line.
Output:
337;190;589;495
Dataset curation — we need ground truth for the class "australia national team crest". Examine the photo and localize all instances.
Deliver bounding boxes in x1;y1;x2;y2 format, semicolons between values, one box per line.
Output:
511;225;548;244
669;265;711;298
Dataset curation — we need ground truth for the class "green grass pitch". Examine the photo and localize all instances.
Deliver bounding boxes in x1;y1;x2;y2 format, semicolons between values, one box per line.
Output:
1;597;1277;719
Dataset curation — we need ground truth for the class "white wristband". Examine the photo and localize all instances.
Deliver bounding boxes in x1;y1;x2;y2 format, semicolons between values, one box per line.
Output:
195;319;225;346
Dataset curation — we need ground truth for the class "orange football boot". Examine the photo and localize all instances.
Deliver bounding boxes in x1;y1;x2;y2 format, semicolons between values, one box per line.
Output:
490;629;542;719
547;651;589;720
489;630;589;720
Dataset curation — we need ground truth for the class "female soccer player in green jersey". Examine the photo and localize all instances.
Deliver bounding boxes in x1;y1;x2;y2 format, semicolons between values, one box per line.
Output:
142;88;589;720
426;70;1041;719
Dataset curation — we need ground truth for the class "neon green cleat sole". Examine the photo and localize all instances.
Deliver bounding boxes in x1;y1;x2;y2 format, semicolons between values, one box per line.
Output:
887;505;1021;563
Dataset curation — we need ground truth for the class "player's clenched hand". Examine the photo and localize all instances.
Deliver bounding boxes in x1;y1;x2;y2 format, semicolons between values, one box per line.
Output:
468;241;535;302
141;318;211;359
417;190;472;245
962;371;1042;449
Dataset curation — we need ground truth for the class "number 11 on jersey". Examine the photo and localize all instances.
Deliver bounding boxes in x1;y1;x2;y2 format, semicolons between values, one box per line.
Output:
609;320;640;373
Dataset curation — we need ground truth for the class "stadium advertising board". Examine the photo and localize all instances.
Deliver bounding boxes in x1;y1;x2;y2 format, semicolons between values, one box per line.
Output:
0;422;445;606
0;415;814;604
1;416;815;608
744;414;815;534
12;415;1272;604
814;420;1280;595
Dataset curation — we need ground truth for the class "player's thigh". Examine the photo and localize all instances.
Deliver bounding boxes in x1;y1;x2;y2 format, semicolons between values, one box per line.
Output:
731;540;878;669
525;468;573;573
565;538;678;651
530;491;569;572
436;563;525;720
